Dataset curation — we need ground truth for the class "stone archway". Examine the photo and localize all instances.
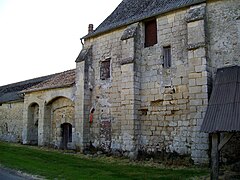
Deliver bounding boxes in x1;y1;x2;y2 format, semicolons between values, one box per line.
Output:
27;103;39;145
45;96;75;149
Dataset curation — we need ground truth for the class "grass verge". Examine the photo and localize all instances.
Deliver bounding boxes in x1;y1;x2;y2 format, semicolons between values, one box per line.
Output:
0;142;209;179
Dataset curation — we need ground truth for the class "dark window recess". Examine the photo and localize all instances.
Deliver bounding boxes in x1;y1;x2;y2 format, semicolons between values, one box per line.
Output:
100;59;110;80
145;19;157;47
163;46;171;68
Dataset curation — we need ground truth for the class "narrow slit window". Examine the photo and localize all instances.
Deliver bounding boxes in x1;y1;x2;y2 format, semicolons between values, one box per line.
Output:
100;59;111;80
163;46;171;68
145;19;157;47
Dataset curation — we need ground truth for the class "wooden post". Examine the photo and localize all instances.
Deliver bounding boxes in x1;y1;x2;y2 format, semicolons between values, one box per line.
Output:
211;133;219;180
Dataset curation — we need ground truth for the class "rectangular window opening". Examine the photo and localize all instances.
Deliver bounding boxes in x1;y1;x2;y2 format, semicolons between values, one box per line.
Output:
145;19;157;47
100;59;111;80
163;46;171;68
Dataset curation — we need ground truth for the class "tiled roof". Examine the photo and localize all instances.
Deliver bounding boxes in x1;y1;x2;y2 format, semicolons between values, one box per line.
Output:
22;69;75;93
83;0;205;39
0;69;76;103
0;75;53;103
201;66;240;133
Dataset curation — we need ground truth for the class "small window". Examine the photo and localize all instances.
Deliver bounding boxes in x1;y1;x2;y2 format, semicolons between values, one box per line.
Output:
163;46;171;68
145;19;157;47
100;59;111;80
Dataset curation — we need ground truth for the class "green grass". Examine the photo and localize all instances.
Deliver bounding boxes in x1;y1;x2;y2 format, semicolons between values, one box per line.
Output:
0;142;208;179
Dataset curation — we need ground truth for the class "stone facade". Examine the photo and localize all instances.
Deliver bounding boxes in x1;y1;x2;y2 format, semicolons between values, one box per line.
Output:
22;87;75;149
75;0;240;164
0;0;240;165
207;0;240;73
0;101;23;142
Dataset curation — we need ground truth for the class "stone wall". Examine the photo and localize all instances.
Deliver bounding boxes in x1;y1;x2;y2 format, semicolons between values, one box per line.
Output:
75;0;240;164
139;9;191;156
207;0;240;73
207;0;240;164
78;3;210;164
76;29;125;152
138;5;209;164
0;101;23;142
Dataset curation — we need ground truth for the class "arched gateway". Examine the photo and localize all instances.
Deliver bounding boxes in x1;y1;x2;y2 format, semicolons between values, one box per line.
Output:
45;96;75;149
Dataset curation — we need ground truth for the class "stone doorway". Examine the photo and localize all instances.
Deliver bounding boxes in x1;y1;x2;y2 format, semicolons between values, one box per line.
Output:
61;123;72;149
27;103;39;145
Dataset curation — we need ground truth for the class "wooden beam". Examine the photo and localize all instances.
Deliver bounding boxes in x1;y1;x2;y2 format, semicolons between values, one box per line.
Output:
218;133;234;151
211;133;219;180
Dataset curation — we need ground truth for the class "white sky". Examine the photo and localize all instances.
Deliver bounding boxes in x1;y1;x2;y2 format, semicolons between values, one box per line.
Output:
0;0;122;86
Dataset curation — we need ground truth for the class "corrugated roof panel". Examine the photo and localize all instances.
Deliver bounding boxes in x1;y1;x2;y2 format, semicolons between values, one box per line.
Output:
238;67;240;83
237;103;240;130
201;66;240;133
235;83;240;103
209;83;237;105
201;105;218;132
221;104;234;131
215;66;238;84
232;103;240;131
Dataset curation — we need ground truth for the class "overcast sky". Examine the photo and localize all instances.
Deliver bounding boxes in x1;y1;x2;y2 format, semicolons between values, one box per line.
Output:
0;0;122;86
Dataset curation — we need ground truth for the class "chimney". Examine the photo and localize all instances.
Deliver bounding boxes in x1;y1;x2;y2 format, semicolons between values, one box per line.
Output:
88;24;94;33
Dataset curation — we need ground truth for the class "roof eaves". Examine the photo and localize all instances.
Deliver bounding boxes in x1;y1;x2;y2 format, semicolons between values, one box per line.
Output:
22;83;75;94
0;99;24;104
0;92;24;104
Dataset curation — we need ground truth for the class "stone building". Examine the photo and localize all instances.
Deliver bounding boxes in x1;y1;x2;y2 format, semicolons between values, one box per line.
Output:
0;74;54;143
0;0;240;164
0;69;75;150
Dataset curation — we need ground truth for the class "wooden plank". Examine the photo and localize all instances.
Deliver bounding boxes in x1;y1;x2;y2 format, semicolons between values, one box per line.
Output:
218;133;234;151
211;133;219;180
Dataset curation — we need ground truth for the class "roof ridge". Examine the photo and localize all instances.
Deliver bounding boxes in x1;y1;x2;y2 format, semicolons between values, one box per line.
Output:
0;68;76;103
22;69;76;93
0;68;75;88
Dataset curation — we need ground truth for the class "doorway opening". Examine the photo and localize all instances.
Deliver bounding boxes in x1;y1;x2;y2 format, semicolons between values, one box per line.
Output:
27;103;39;145
61;123;72;149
